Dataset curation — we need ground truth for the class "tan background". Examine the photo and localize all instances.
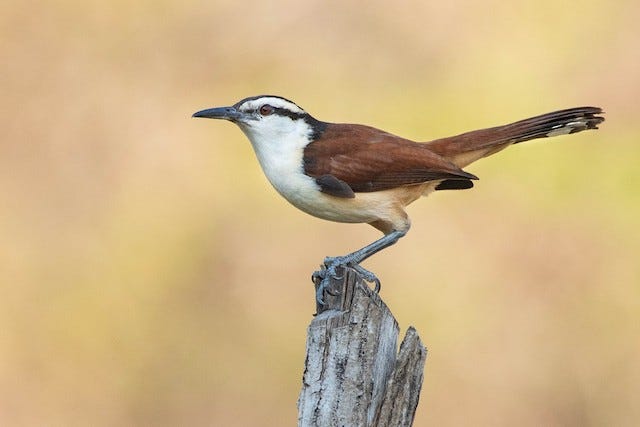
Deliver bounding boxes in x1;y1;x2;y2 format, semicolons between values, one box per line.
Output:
2;0;639;425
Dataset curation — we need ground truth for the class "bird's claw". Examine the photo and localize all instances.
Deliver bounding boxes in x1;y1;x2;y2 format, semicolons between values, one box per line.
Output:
312;256;382;306
311;268;324;285
312;267;338;306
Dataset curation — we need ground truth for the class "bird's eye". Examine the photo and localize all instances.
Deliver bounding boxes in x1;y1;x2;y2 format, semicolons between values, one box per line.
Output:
259;105;274;116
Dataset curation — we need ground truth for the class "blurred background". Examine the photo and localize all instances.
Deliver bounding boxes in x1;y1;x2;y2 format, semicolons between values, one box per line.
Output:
2;0;639;425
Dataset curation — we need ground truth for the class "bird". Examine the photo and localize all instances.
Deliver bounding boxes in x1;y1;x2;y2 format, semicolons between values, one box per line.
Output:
193;95;604;304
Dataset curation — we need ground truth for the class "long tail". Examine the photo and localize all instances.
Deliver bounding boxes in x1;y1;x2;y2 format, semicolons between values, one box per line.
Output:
425;107;605;167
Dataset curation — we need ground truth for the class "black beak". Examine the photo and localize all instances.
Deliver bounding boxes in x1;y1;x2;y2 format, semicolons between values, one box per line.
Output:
192;106;242;121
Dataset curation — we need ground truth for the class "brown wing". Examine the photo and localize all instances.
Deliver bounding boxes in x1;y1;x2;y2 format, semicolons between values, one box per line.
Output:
303;123;478;196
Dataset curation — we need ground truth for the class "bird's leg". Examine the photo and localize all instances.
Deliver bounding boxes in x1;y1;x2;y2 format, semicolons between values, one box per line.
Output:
313;229;407;304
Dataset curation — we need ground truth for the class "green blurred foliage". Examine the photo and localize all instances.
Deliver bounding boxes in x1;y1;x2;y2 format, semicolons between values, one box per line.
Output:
1;0;639;425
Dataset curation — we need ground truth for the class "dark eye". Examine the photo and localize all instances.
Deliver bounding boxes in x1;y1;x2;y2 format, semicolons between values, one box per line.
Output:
259;105;274;116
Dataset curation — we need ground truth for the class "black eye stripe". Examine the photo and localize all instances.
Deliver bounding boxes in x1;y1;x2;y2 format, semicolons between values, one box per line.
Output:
270;107;306;120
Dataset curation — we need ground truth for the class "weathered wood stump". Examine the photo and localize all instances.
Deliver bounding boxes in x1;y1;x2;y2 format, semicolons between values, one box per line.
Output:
298;266;427;427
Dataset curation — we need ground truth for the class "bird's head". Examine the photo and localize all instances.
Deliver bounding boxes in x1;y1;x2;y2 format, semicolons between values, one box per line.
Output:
193;95;326;145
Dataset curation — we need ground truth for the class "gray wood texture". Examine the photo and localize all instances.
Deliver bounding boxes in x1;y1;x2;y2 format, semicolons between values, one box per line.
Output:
298;267;427;427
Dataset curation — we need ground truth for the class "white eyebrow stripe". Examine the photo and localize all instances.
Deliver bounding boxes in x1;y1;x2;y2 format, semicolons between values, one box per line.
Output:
239;97;305;114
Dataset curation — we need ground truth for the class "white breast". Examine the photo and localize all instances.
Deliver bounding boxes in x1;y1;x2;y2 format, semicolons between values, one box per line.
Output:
238;119;322;209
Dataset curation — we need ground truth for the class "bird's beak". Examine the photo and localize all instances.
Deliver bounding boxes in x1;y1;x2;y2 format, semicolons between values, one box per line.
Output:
192;106;242;121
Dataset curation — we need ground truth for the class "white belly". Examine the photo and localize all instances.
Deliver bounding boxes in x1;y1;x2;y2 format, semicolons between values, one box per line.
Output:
269;171;380;224
267;169;425;231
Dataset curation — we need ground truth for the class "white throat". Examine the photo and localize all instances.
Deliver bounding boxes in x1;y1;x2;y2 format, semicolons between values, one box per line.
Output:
238;118;317;199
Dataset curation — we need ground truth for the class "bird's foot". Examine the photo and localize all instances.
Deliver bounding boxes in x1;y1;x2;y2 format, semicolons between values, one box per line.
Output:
311;265;336;306
312;255;381;305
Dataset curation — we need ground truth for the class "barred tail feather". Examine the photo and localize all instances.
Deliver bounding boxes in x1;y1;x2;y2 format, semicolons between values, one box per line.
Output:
506;106;604;144
425;107;605;167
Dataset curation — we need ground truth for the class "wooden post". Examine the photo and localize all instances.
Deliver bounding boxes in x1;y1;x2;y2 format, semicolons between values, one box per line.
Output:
298;266;427;427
